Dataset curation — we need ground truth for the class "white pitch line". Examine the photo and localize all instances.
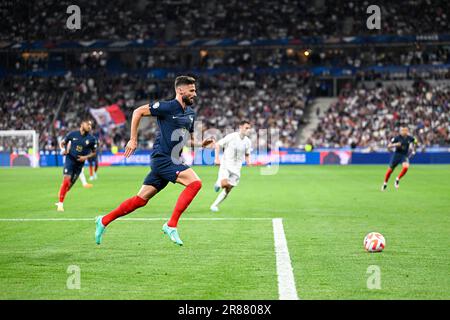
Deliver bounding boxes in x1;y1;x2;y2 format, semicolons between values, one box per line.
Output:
0;217;273;222
1;216;298;300
272;218;299;300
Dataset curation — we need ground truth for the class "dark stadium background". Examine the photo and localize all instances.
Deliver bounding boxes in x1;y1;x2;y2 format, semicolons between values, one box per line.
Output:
1;0;448;160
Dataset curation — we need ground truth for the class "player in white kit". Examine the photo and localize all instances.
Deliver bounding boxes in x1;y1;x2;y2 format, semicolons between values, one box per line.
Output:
210;121;252;212
79;167;93;188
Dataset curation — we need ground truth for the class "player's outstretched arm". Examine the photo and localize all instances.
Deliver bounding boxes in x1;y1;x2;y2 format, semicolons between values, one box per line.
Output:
214;143;221;165
124;104;150;158
78;150;97;162
409;138;418;157
387;141;401;150
202;137;215;148
60;136;72;155
188;133;215;149
59;140;67;155
245;154;251;167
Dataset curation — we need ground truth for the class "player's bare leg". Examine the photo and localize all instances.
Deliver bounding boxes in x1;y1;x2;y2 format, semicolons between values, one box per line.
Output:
89;162;98;180
95;185;158;245
136;185;160;200
89;163;94;180
56;174;73;212
210;179;233;212
395;162;409;189
94;162;98;180
162;168;202;246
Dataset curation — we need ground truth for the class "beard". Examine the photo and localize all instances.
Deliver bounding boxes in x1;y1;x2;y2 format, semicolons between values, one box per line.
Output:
182;95;194;106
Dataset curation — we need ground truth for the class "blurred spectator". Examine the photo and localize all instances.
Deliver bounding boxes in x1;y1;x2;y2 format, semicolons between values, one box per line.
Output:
310;82;450;148
1;0;448;42
0;72;313;150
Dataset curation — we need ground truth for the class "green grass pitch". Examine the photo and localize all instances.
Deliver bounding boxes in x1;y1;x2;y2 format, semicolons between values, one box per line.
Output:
0;165;449;300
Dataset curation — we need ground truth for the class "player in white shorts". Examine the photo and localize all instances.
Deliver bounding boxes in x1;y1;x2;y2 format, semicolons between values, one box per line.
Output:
210;120;252;212
79;167;93;188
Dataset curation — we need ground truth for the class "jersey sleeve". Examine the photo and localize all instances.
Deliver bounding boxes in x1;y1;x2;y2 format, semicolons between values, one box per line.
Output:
218;133;235;147
149;101;171;118
91;137;98;152
390;136;399;143
189;114;195;133
63;132;74;143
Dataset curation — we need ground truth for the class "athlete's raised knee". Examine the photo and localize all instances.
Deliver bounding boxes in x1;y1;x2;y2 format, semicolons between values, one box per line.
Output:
189;179;202;191
220;180;231;189
137;185;159;200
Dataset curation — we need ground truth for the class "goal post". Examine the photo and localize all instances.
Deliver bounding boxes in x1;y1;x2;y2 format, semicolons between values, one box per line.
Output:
0;130;40;168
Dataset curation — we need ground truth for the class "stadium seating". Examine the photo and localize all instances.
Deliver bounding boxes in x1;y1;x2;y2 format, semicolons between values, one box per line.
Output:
1;0;449;151
0;73;312;150
1;0;448;41
310;81;450;148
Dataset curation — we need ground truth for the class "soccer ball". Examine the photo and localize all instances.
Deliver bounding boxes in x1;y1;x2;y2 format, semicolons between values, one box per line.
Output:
364;232;386;252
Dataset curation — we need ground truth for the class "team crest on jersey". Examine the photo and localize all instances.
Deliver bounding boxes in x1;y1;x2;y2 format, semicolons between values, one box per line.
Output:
86;140;89;145
152;102;160;109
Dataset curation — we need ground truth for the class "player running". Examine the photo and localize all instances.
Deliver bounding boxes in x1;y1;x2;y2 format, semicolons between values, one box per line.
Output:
88;129;100;180
382;126;417;191
56;120;97;211
95;76;214;246
210;120;252;212
88;147;99;180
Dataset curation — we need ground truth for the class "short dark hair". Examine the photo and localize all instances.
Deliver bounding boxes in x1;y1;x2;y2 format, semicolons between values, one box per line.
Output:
81;119;92;125
239;120;251;126
175;76;196;88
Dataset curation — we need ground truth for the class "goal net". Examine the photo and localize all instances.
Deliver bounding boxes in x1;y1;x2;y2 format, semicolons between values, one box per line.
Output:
0;130;40;168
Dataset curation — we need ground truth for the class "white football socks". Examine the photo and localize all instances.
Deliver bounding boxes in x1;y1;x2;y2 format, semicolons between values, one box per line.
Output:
212;189;228;208
79;168;88;186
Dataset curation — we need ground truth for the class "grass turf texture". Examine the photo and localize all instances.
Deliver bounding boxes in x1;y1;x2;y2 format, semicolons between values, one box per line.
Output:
0;165;449;299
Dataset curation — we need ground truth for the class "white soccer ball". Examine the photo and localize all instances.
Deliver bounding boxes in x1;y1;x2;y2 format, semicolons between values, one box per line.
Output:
364;232;386;252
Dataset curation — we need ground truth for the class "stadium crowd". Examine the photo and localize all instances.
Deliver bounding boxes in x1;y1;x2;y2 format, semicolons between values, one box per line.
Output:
0;74;142;152
130;46;450;71
0;72;313;151
1;0;448;42
1;0;449;153
5;45;450;83
310;81;450;149
195;72;312;148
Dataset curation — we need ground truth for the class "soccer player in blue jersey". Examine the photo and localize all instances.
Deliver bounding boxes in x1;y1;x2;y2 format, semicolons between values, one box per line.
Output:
56;120;98;211
88;138;99;180
382;126;417;191
95;76;214;246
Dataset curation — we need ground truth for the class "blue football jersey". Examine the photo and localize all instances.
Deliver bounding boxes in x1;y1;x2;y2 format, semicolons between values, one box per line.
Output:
149;99;196;158
64;130;97;159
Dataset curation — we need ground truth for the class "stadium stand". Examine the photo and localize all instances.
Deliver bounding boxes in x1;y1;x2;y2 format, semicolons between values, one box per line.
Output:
1;0;448;41
1;0;449;152
0;72;313;150
309;81;450;149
